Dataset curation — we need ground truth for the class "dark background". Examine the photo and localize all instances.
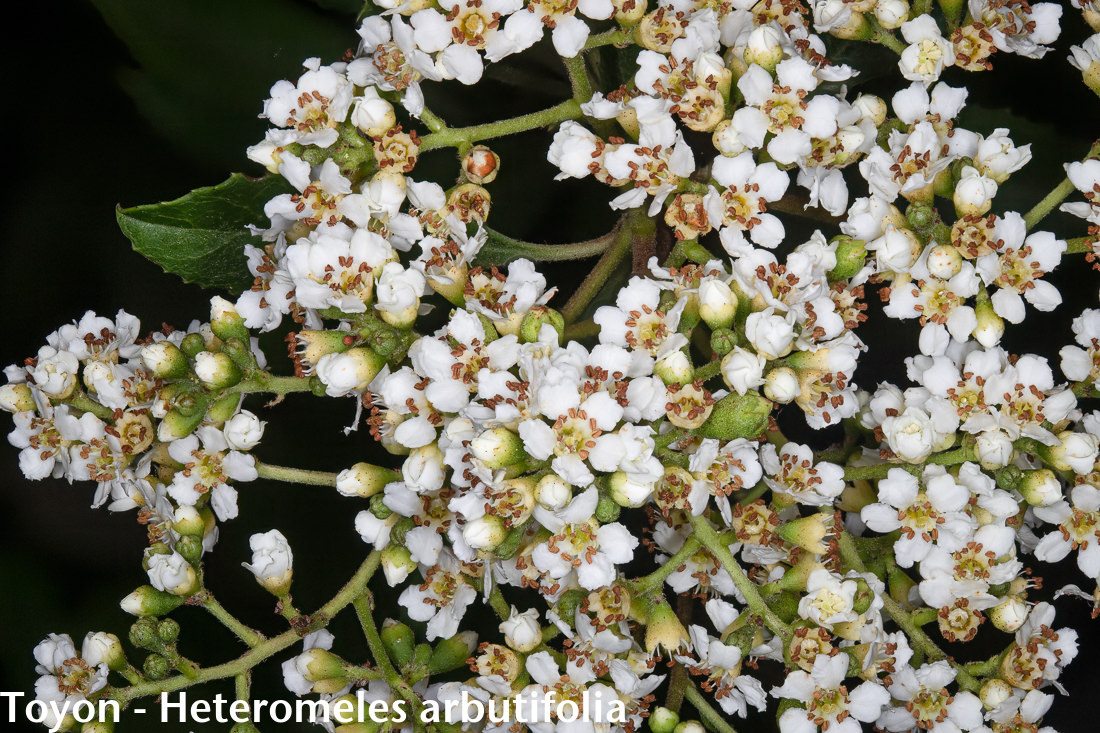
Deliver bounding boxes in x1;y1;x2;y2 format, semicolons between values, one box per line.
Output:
1;1;1099;731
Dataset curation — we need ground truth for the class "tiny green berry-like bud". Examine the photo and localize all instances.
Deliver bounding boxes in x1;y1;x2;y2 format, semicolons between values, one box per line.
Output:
694;391;772;440
337;462;400;498
143;653;171;680
0;383;34;413
129;618;158;649
210;296;250;343
429;631;478;674
179;332;207;359
649;707;680;733
519;306;565;344
462;145;501;184
1018;468;1062;507
157;618;181;644
596;491;621;522
121;585;186;617
470;427;527;469
140;342;191;380
654;350;694;385
175;535;204;564
194;351;243;389
298;648;349;683
381;620;415;667
710;328;738;356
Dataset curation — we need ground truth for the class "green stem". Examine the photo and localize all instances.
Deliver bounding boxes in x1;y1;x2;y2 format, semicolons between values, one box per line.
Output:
201;594;264;648
61;391;115;422
109;550;381;705
419;99;583;152
688;514;790;639
562;54;594;104
225;374;315;396
632;537;701;594
693;358;722;382
841;442;976;481
1067;236;1097;255
235;672;250;704
353;594;420;710
684;683;738;733
487;584;512;621
255;460;339;487
867;16;907;55
583;28;633;50
563;319;600;341
1025;140;1100;230
418;106;447;134
561;209;653;324
479;226;618;264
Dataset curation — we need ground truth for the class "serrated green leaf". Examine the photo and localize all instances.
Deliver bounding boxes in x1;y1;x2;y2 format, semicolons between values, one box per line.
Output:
116;174;293;293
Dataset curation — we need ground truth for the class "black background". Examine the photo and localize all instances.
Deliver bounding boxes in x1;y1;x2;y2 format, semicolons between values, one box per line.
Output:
1;1;1099;731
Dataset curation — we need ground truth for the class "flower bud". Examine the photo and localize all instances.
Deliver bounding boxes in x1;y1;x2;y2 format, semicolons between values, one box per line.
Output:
0;383;34;413
462;145;501;184
221;411;265;451
81;720;116;733
926;243;963;280
743;26;785;70
972;293;1005;348
870;224;922;274
711;119;746;157
463;514;508;550
157;618;181;644
175;535;204;564
1018;468;1062;507
763;367;800;404
428;631;479;675
979;678;1012;709
674;721;706;733
975;430;1013;470
499;607;541;653
853;94;887;126
381;544;417;587
194;351;243;389
243;529;294;596
612;0;646;25
874;0;909;29
297;648;349;683
536;473;572;511
83;631;126;671
315;347;386;397
954;166;998;217
139;342;191;381
296;330;355;372
649;707;680;733
1048;430;1099;474
607;470;655;508
694;391;772;441
381;621;415;667
721;347;766;396
157;405;207;442
210;296;250;343
120;585;187;617
519;306;565;344
337;462;400;498
129;618;158;649
698;280;738;329
352;88;396;137
470;427;527;469
144;653;171;680
655;350;694;385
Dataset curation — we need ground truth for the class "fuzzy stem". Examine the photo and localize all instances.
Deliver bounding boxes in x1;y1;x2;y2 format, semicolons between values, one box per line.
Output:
225;374;315;396
684;683;739;733
631;537;701;594
562;209;654;324
200;594;264;648
255;460;339;487
419;99;583;152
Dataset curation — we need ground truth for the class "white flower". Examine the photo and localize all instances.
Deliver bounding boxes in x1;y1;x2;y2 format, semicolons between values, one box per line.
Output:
798;569;859;629
899;16;954;85
243;529;294;595
774;653;890;733
761;442;844;507
499;607;541;653
532;519;637;590
147;551;199;596
876;661;982;732
721;347;766;395
166;425;257;521
224;410;266;451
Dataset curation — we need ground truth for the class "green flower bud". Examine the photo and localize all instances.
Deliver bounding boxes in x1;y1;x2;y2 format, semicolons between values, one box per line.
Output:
194;351;243;389
693;391;772;440
129;618;159;649
389;515;416;546
710;328;739;356
299;648;349;683
851;577;875;615
470;427;527;470
370;493;393;519
777;513;834;554
157;618;181;644
888;568;917;607
765;592;801;624
175;535;204;564
905;201;936;231
143;653;171;680
493;522;530;561
411;642;432;669
463;514;508;550
140;342;191;381
654;350;694;385
172;505;205;538
156;407;206;443
381;621;415;667
179;332;207;359
429;631;478;674
649;707;680;733
368;326;405;359
121;585;186;617
644;600;689;653
337;462;400;498
1018;468;1063;507
210;296;250;343
520;306;565;344
827;236;868;281
81;720;116;733
595;492;621;523
296;330;355;371
380;544;417;586
554;588;587;622
230;724;261;733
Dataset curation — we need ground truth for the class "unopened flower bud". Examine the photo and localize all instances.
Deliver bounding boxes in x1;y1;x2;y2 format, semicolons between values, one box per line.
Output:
926;243;963;280
655;350;694;385
499;607;541;653
853;94;887;126
874;0;909;29
243;529;294;596
352;88;396;137
463;514;507;550
337;462;400;498
711;119;746;157
972;293;1005;348
429;632;479;675
0;383;34;413
649;707;680;733
83;632;126;672
612;0;646;26
1018;468;1062;507
140;342;191;380
381;544;417;587
297;648;348;684
315;347;386;397
462;145;501;184
536;473;572;511
157;618;181;644
743;26;784;71
991;597;1029;634
980;678;1012;709
975;430;1014;470
381;621;415;667
194;351;243;389
471;427;527;469
674;721;705;733
146;552;199;597
721;347;766;396
210;296;250;343
296;330;355;372
81;720;116;733
763;367;800;404
695;391;772;441
144;653;170;681
828;236;868;281
120;585;186;617
698;280;737;329
1048;430;1100;474
608;470;655;507
954;166;998;217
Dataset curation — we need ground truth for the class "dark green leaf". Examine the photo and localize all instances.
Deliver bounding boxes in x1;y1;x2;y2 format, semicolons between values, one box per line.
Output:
116;174;293;293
